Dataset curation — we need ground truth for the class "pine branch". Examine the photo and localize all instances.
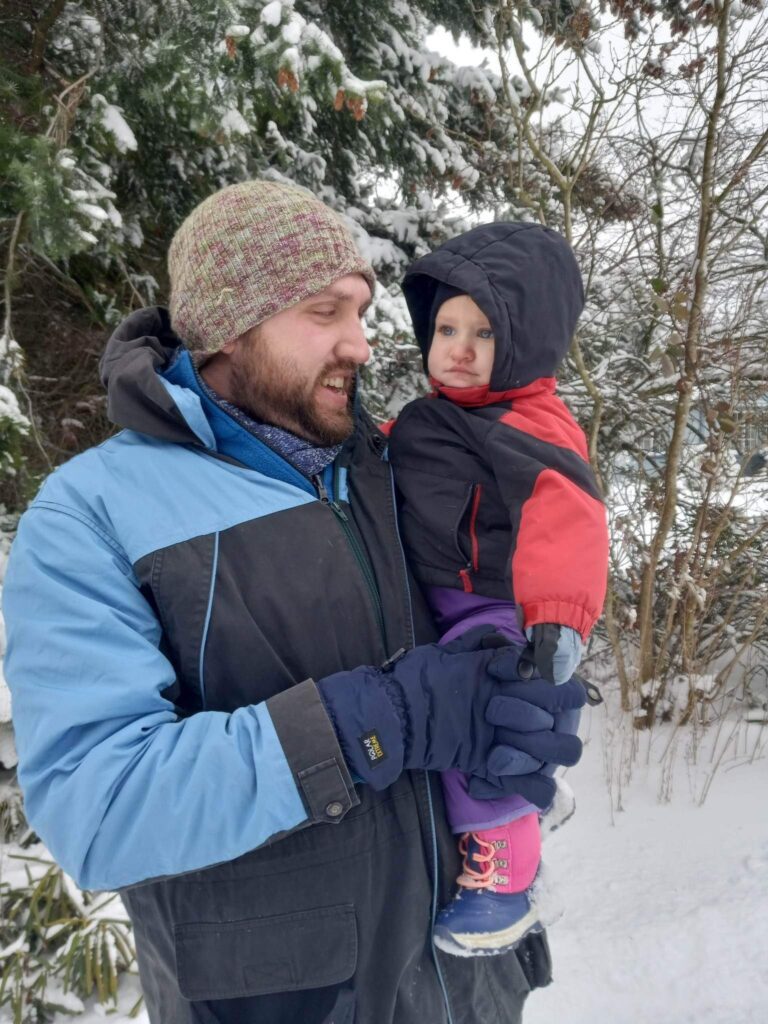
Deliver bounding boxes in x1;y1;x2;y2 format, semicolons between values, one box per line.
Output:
27;0;69;75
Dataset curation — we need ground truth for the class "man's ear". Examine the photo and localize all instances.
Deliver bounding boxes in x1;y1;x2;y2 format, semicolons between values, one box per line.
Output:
224;323;260;353
196;337;238;382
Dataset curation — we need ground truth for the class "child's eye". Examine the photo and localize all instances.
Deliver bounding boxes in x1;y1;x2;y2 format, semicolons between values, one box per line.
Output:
438;325;455;336
478;329;494;340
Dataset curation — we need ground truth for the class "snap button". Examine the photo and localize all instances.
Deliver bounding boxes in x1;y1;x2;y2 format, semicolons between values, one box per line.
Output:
325;801;344;818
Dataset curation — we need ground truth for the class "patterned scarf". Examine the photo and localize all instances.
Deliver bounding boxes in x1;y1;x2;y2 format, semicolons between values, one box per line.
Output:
192;358;342;477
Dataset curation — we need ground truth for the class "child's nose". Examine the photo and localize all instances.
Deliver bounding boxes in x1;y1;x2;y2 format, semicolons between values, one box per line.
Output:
451;338;474;361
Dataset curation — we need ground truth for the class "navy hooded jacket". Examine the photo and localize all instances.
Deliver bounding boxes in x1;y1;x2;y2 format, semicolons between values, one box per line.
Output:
388;222;608;639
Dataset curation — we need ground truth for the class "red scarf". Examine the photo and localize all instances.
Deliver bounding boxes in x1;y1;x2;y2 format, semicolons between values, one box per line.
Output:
427;376;557;408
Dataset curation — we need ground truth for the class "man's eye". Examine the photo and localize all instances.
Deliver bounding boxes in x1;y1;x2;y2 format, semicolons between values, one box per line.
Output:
313;308;335;318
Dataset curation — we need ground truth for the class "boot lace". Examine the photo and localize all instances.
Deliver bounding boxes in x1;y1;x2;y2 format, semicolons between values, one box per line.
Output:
456;832;509;890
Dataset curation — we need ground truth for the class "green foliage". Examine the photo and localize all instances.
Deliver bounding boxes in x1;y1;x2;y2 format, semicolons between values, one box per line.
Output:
0;782;137;1023
0;411;27;483
1;0;547;451
0;347;31;494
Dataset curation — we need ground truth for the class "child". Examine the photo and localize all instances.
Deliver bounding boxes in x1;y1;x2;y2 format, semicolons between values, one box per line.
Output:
387;222;609;956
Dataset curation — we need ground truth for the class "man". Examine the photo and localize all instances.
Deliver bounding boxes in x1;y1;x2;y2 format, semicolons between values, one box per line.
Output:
3;181;584;1023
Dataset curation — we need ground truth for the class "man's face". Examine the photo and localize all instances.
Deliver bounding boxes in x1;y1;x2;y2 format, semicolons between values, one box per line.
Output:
219;274;373;445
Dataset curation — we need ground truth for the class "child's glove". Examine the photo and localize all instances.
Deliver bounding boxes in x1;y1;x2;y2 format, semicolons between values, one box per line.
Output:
467;682;583;809
524;623;583;684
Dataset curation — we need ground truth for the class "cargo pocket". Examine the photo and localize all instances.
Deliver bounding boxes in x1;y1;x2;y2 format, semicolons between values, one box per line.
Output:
483;932;554;1023
175;903;357;1002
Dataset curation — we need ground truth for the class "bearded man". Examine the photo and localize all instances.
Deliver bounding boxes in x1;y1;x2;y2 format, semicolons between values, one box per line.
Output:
3;181;584;1023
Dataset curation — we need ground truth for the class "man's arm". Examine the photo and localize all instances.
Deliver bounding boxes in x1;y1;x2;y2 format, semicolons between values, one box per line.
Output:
2;505;356;892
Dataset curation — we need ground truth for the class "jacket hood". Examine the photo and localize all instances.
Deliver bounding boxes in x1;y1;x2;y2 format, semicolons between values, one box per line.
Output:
99;306;202;445
402;222;584;391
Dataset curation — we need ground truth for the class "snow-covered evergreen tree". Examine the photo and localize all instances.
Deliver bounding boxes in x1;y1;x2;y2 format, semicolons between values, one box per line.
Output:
2;0;550;431
0;2;553;1017
3;1;766;1016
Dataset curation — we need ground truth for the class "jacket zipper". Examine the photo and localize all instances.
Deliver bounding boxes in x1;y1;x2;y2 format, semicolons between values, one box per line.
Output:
456;483;482;594
387;463;455;1024
312;472;387;649
468;483;482;571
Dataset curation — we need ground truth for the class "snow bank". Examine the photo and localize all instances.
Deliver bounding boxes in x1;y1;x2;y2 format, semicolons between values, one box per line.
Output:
529;697;768;1024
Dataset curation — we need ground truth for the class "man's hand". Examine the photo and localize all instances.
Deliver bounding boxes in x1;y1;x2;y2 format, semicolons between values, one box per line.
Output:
315;626;587;792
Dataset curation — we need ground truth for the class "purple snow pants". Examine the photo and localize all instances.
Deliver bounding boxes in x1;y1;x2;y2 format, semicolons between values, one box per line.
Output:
426;587;539;834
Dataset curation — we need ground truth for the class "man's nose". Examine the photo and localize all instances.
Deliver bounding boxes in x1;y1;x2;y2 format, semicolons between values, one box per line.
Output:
337;318;371;364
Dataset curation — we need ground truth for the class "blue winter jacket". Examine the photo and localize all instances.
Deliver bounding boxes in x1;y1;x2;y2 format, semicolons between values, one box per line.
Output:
2;308;551;1024
3;310;390;891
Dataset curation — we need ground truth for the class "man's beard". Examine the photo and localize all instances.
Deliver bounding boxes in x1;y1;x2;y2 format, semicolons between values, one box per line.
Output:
229;338;357;446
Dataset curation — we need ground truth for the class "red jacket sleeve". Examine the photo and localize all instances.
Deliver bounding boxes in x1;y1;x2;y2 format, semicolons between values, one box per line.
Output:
487;393;608;639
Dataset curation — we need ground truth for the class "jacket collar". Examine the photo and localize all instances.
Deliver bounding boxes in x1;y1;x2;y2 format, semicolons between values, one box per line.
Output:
428;376;556;408
99;306;377;489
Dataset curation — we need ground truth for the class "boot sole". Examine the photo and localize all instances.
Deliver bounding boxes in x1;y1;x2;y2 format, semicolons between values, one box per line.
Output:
433;906;543;957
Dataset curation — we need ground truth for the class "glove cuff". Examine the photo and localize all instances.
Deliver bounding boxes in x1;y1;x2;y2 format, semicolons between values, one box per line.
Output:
316;668;406;790
523;602;593;640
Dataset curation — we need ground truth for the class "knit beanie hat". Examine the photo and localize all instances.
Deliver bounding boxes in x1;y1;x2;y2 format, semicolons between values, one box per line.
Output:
168;180;376;352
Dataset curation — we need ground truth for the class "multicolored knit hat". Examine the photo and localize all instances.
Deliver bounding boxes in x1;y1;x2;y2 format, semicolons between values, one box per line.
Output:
168;180;375;352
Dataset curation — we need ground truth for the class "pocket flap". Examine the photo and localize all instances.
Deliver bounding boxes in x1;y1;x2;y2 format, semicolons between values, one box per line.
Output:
175;903;357;1000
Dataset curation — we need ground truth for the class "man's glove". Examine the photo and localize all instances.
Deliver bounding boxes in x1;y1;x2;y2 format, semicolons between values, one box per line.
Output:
524;623;583;684
468;700;581;811
315;625;587;792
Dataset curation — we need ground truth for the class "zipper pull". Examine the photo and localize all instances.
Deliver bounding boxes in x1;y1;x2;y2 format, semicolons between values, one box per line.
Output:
331;500;349;521
381;647;407;672
312;474;329;504
458;567;473;593
313;473;349;520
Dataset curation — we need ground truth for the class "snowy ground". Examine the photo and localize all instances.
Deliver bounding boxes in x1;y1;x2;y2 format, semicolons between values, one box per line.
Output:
529;699;768;1024
28;691;766;1024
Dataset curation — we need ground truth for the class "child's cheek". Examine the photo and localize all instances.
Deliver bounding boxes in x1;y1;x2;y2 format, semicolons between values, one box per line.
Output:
426;342;439;379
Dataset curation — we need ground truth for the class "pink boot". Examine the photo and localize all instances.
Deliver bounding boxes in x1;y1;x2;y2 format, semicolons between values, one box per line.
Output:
433;815;542;956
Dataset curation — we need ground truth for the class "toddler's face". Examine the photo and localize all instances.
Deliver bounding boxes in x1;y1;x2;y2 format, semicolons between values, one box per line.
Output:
427;294;495;388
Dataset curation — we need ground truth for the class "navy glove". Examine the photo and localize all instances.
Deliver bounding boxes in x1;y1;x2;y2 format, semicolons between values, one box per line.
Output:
315;626;585;792
524;623;583;684
468;675;584;808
